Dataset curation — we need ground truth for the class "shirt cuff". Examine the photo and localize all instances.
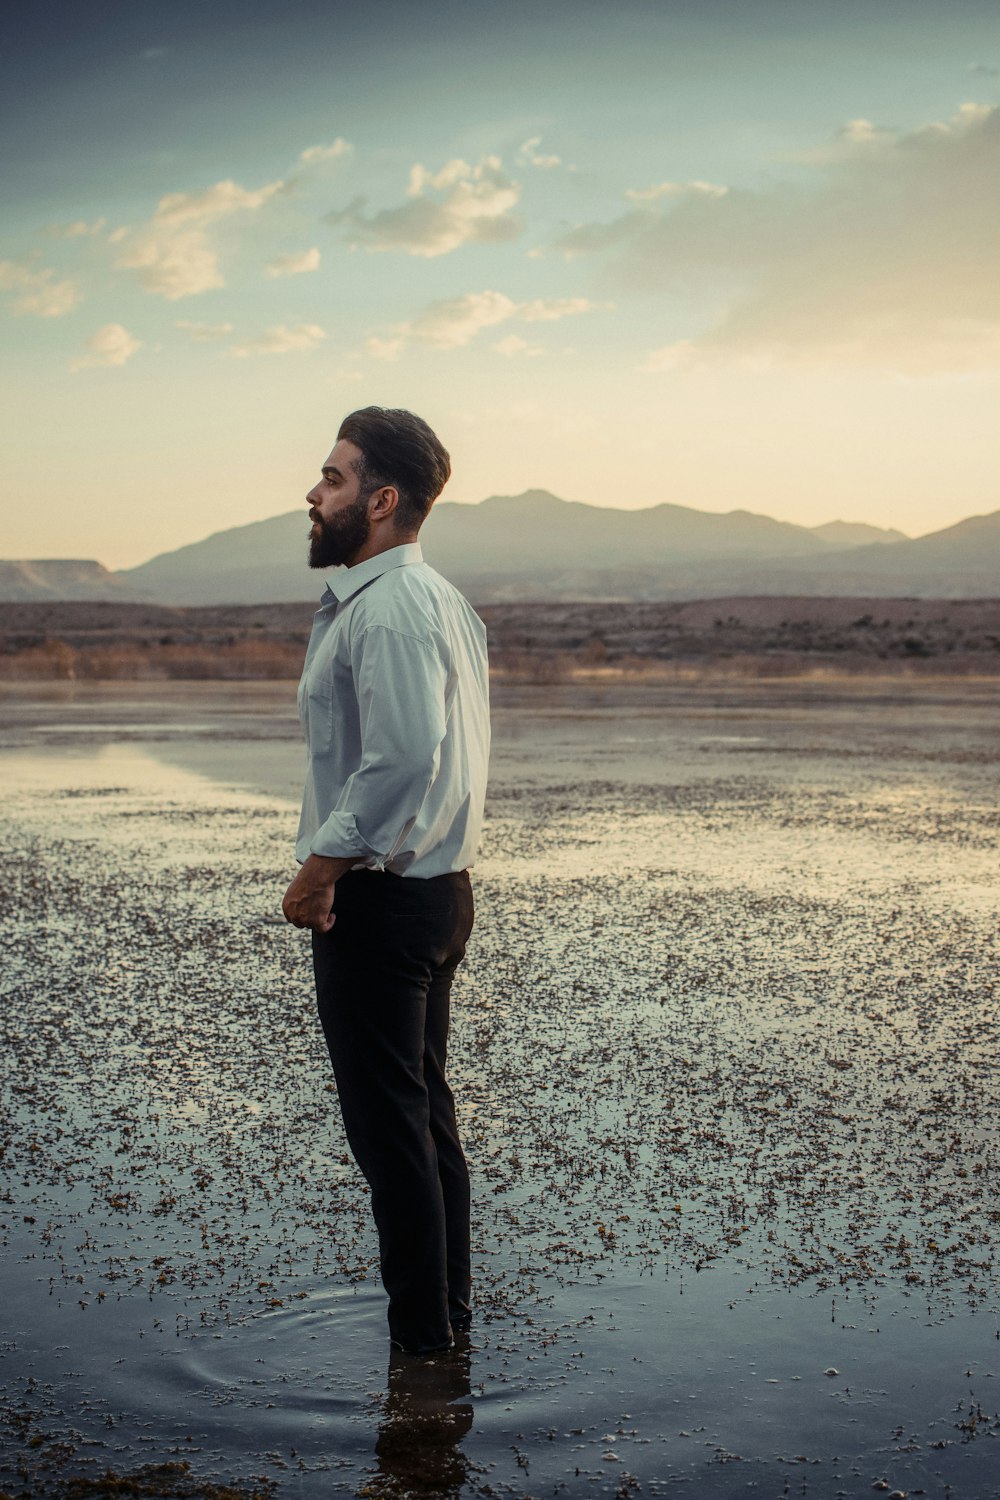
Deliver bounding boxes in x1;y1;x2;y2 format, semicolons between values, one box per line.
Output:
308;811;381;866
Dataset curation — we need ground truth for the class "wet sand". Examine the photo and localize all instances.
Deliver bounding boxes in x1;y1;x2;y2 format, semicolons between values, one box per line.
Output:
1;679;998;1498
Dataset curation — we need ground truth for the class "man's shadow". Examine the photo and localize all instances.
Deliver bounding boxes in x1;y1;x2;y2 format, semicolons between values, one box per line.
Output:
367;1341;474;1498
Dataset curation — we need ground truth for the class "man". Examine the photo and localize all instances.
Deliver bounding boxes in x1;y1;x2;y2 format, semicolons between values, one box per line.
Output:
282;407;490;1357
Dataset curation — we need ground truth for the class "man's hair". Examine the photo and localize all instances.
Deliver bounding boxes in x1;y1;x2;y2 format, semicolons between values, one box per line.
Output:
337;406;451;530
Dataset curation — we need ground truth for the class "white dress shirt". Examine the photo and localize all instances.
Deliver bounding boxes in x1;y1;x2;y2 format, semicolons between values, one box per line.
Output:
295;542;490;877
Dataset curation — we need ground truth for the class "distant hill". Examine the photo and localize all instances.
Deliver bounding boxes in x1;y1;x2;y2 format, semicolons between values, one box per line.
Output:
119;512;308;605
752;509;1000;599
113;491;917;605
0;560;143;602
115;491;839;605
807;520;907;547
431;500;992;601
2;492;996;604
844;509;1000;570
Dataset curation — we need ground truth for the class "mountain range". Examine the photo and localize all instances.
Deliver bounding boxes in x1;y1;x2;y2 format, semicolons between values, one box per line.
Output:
1;492;997;604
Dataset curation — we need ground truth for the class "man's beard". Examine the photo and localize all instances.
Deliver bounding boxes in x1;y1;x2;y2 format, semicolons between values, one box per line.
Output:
309;496;371;568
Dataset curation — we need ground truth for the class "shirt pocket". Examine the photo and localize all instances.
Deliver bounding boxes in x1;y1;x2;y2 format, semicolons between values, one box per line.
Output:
303;657;359;760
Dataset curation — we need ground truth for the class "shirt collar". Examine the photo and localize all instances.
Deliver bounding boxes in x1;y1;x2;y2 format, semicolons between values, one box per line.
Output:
320;541;424;606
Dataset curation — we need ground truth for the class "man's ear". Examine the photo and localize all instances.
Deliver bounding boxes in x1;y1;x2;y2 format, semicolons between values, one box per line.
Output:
368;485;399;522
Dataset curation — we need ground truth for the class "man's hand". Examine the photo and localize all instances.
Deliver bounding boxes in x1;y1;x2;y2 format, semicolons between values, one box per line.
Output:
282;853;353;932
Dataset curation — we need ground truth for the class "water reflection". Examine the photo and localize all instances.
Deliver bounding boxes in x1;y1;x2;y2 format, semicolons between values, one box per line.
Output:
369;1345;473;1499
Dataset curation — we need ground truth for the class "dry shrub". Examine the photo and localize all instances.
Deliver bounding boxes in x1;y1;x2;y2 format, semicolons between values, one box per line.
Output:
163;639;303;679
489;648;571;683
0;639;81;679
0;638;303;681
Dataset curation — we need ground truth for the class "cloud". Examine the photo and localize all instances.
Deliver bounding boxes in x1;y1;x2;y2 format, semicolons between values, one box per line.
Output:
175;320;236;341
553;207;651;259
791;117;900;165
0;258;79;317
115;176;284;299
265;247;320;278
152;179;284;227
493;334;544;358
518;137;561;170
299;139;352;164
625;180;727;203
47;218;107;238
327;154;521;257
367;290;606;357
71;323;141;371
556;182;731;258
518;296;608;322
117;232;223;300
556;102;1000;373
229;323;326;358
404;290;517;348
837;117;894;146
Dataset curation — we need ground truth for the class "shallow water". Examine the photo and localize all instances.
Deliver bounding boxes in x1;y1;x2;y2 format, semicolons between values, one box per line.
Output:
1;680;999;1498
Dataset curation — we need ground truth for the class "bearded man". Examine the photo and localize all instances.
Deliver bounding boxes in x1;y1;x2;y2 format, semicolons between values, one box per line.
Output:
282;407;490;1356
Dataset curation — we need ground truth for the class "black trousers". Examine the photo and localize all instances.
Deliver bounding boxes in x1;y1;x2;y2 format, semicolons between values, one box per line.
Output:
312;867;475;1352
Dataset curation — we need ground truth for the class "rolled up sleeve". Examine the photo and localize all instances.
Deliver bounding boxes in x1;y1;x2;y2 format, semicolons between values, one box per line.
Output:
308;624;448;869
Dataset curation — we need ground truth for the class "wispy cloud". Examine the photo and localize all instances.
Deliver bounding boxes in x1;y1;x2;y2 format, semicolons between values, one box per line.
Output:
328;155;521;258
493;333;544;358
46;218;107;239
229;323;326;358
175;320;236;341
518;137;561;170
791;117;900;165
115;177;284;299
71;323;141;371
0;257;79;317
558;103;1000;372
556;181;730;258
147;180;283;227
367;290;606;357
299;138;352;165
518;297;606;322
400;290;517;349
265;247;320;278
625;180;727;203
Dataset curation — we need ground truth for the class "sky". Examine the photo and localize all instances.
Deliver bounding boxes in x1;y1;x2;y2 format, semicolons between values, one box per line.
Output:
2;0;1000;568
